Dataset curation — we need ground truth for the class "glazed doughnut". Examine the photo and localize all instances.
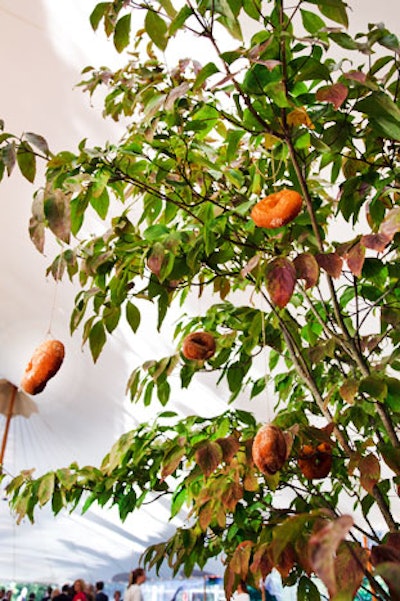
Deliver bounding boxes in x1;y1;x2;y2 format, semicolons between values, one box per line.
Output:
21;339;65;395
252;423;287;475
298;442;332;480
251;189;303;229
182;331;216;361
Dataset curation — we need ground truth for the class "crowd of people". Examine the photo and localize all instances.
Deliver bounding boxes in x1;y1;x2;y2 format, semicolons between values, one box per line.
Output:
0;569;147;601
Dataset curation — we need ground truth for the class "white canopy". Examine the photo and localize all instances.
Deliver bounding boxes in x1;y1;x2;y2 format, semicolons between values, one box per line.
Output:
0;0;397;586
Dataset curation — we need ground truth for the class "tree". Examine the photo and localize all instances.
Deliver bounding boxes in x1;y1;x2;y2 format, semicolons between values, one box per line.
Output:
2;0;400;598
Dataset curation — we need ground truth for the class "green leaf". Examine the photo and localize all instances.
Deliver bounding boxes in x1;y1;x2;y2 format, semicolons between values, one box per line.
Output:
90;2;109;31
359;375;387;401
126;302;141;333
171;487;187;517
315;0;348;27
297;576;321;601
169;4;193;36
355;92;400;139
17;142;36;182
114;14;131;52
89;321;107;362
227;362;245;394
159;0;177;18
301;9;326;34
193;62;220;90
145;10;168;51
89;187;109;219
328;32;358;50
157;378;171;406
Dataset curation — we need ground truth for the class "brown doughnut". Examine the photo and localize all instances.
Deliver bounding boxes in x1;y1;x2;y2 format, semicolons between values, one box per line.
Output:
182;332;216;361
252;423;287;475
251;189;303;229
21;339;65;395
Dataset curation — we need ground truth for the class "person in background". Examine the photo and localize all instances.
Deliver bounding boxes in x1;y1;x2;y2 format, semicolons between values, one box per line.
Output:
84;585;94;601
95;583;108;601
232;581;250;601
124;568;146;601
52;585;72;601
113;592;121;601
42;588;52;601
72;580;87;601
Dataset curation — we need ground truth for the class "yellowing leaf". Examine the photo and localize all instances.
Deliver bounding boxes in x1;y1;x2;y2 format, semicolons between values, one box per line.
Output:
339;379;359;404
287;107;315;129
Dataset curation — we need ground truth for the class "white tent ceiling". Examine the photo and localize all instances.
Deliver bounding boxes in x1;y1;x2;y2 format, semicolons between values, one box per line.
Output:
0;0;398;587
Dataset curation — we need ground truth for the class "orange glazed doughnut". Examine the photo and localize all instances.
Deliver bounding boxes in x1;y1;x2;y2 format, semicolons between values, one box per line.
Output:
298;442;332;480
21;339;65;395
251;189;303;229
182;332;216;361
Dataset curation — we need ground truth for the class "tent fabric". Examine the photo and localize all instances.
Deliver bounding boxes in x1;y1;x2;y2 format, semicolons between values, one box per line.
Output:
0;0;397;586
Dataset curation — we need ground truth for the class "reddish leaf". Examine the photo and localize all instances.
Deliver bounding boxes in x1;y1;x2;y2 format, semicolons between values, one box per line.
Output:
387;533;400;553
266;257;296;308
293;252;320;289
216;435;240;464
199;500;214;530
315;252;343;278
250;543;274;580
343;70;367;84
359;453;380;494
335;542;369;599
361;232;391;252
309;515;354;597
147;242;165;277
195;441;223;477
240;254;260;278
380;206;400;239
371;544;400;566
275;544;296;578
230;541;253;578
160;446;186;480
316;82;348;109
224;565;236;601
371;532;400;566
221;481;243;511
346;241;365;277
43;186;71;244
250;58;282;71
29;214;45;254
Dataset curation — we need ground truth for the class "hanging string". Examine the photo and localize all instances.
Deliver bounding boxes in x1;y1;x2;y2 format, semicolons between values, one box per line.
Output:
260;300;273;423
45;249;64;338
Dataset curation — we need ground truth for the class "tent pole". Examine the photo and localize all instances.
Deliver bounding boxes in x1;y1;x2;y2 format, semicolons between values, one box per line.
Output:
0;382;17;470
